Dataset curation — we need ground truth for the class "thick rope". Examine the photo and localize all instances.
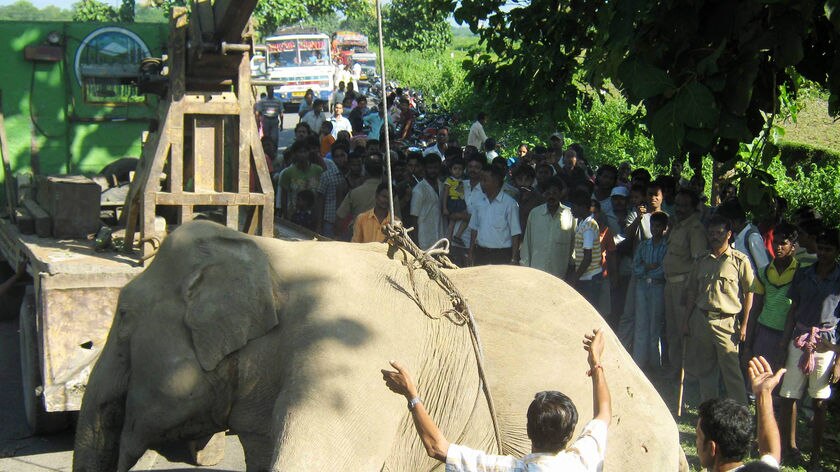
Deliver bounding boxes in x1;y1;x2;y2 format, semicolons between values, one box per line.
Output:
383;222;505;454
372;0;502;456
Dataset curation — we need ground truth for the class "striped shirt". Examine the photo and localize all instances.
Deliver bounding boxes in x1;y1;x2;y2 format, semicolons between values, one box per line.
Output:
317;159;346;224
755;258;798;330
633;237;667;280
574;215;602;281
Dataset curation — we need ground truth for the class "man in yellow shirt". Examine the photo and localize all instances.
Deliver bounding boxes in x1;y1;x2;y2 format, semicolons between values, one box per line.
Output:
352;183;398;243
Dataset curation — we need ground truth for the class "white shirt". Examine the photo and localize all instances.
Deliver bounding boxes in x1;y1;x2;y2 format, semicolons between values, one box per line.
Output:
485;150;499;164
732;455;780;471
734;224;770;273
468;120;487;149
445;419;607;472
410;179;444;250
520;203;576;278
301;111;330;134
423;143;447;159
449;180;483;248
330;115;353;138
468;190;521;249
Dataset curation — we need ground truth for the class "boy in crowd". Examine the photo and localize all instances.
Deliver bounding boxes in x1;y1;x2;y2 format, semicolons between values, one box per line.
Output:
748;223;799;372
778;227;840;468
443;158;468;245
632;211;668;371
381;329;611;471
319;121;335;158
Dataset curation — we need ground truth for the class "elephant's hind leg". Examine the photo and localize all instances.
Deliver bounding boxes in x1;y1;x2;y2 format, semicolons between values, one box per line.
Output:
238;432;274;472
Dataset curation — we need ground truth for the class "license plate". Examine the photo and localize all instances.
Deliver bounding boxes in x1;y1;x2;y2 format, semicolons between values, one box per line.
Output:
292;91;305;97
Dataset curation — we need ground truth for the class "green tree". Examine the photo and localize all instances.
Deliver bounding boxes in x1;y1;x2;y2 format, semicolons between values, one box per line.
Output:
0;0;40;20
73;0;118;22
118;0;134;22
151;0;373;35
454;0;840;165
383;0;452;51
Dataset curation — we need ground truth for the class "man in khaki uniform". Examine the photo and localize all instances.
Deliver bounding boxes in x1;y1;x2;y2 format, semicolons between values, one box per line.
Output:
662;189;707;376
684;215;755;404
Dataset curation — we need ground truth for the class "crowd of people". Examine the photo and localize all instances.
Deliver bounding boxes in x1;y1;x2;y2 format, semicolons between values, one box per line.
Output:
255;86;839;470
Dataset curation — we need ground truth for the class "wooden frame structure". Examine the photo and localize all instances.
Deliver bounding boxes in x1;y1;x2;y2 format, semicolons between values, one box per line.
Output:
123;1;272;261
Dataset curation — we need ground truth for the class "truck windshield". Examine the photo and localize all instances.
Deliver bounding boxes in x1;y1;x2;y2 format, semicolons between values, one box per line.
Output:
267;38;329;67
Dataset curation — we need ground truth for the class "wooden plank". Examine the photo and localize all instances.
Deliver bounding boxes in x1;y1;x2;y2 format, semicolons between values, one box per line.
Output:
169;7;188;100
236;53;251;195
20;198;51;238
15;207;33;234
182;101;240;115
214;118;225;191
193;116;218;191
226;205;239;230
169;108;184;194
212;0;258;43
155;192;267;206
194;0;215;41
182;93;241;115
261;195;274;237
0;92;16;221
179;205;193;224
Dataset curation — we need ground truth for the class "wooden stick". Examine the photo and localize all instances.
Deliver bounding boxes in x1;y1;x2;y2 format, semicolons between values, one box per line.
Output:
677;341;687;417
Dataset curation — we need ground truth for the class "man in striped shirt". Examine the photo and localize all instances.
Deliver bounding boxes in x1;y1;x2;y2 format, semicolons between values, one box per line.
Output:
569;189;602;307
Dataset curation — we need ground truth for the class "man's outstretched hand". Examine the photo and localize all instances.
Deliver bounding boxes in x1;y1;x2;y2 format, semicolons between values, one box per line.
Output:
748;356;785;396
381;360;419;399
583;328;605;368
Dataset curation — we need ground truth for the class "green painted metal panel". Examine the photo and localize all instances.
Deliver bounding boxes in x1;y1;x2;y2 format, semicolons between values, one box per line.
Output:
0;21;167;205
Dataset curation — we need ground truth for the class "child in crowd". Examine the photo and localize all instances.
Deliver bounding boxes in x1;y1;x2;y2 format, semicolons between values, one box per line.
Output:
749;223;799;372
319;121;336;158
442;157;467;245
291;189;316;231
632;211;668;371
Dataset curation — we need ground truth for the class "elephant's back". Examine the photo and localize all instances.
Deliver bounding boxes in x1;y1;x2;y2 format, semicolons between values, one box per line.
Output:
448;265;684;470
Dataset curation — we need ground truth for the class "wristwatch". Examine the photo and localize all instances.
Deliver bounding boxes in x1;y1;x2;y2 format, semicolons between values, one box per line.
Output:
408;396;422;410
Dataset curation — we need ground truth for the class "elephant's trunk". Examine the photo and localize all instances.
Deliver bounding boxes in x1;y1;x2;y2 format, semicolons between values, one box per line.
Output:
72;336;129;472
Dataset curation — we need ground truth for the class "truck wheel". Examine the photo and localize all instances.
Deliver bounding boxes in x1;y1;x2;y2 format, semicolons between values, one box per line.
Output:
19;287;70;434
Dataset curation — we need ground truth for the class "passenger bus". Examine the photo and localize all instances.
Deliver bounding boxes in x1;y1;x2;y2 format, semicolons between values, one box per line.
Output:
261;32;334;105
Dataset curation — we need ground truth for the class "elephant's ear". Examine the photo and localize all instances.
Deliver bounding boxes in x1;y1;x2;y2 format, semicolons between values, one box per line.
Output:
183;236;280;371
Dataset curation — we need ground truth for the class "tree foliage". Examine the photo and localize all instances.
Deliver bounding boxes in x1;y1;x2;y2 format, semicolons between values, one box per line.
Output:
454;0;840;165
383;0;452;51
0;0;72;20
73;0;119;22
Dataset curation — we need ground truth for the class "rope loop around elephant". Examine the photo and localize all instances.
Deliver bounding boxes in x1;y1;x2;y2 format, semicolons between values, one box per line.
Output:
383;222;504;454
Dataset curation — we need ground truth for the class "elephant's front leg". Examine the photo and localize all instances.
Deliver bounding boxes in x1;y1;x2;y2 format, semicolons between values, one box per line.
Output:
239;432;275;471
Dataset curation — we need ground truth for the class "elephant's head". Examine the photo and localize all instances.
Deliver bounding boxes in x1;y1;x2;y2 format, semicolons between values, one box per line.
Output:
74;221;282;471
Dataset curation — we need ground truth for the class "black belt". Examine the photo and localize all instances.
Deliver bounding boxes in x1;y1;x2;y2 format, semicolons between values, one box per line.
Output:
701;309;738;320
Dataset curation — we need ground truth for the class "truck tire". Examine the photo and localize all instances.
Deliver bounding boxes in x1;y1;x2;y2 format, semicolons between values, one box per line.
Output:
19;287;70;434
